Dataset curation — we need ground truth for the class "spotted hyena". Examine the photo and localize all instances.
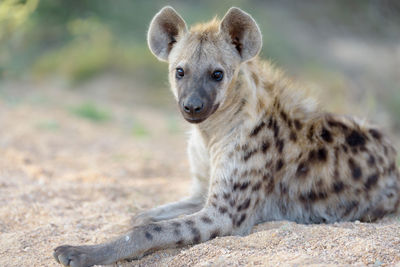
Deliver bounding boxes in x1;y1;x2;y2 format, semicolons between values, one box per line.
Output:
54;6;400;267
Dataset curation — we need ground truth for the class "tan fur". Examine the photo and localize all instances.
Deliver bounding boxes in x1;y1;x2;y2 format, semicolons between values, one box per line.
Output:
53;7;400;266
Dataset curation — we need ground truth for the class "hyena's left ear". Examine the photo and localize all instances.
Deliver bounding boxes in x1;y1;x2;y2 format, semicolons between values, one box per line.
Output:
220;7;262;62
147;6;188;62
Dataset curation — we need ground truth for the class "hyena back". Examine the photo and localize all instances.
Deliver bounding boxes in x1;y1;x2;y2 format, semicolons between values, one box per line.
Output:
53;6;400;266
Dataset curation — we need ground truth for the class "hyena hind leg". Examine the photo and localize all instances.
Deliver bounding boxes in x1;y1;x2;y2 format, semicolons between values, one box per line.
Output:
131;195;205;226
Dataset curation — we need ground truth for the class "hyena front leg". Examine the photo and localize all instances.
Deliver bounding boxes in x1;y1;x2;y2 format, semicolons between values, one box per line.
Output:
131;195;205;226
53;164;256;267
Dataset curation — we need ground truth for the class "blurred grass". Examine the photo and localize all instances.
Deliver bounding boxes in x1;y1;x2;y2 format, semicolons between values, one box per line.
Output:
70;102;111;122
131;120;150;138
35;119;60;131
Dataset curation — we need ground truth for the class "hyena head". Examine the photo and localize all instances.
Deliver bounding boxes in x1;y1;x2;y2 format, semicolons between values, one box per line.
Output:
148;6;262;123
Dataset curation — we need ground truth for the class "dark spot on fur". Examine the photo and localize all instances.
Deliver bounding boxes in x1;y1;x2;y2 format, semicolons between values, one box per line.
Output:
327;119;349;130
307;191;318;201
389;162;396;173
321;127;333;143
308;150;317;162
223;192;231;200
288;119;293;128
210;230;220;239
267;117;273;128
343;201;359;217
367;154;376;167
145;231;153;240
318;191;328;200
369;129;382;140
191;227;200;236
346;130;366;147
279;182;288;194
153;225;162;232
185;220;194;226
237;198;251;212
280;111;288;122
250;121;266;137
236;214;246;227
233;182;240;191
240;181;250;191
308;125;314;141
348;158;362;180
261;141;270;153
332;181;345;193
243;149;257;162
218;206;228;214
172;222;181;228
252;181;262;191
296;162;309;178
294;119;303;130
273;120;280;138
341;144;348;153
229;199;235;207
317;148;328;162
276;139;284;153
289;131;297;142
201;216;212;224
176;239;184;246
365;173;379;190
193;234;201;244
265;179;275;194
371;208;387;220
276;159;284;171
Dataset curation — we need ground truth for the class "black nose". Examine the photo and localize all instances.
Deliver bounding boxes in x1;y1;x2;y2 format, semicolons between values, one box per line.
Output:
183;98;204;114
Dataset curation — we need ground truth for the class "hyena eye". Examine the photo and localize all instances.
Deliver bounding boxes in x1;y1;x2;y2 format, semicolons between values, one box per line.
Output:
211;70;224;81
176;68;184;79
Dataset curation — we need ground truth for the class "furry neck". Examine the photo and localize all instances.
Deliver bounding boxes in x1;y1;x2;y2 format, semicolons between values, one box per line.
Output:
192;57;318;149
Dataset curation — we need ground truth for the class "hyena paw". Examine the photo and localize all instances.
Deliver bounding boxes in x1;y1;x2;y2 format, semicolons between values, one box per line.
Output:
53;245;92;267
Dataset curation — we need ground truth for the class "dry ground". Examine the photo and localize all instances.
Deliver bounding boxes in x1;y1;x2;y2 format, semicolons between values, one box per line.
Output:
0;79;399;267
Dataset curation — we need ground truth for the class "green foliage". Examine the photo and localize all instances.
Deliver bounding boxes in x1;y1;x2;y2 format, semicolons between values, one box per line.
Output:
70;102;111;122
387;88;400;128
131;120;150;138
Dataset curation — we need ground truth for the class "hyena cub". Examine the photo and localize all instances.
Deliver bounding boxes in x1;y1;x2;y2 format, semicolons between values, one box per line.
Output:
54;6;400;267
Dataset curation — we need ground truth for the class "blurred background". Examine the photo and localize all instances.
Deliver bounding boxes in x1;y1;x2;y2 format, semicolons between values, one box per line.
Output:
0;0;400;152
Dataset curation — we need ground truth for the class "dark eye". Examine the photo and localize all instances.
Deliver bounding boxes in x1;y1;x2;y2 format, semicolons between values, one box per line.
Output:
176;68;184;79
211;70;223;81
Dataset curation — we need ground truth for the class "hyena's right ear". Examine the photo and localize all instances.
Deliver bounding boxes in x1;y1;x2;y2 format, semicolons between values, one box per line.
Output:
147;6;187;62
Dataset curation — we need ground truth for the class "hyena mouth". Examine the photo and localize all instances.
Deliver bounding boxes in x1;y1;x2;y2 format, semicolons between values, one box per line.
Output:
182;103;220;124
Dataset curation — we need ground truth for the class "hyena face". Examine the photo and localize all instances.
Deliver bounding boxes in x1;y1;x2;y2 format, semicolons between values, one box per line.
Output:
148;6;262;123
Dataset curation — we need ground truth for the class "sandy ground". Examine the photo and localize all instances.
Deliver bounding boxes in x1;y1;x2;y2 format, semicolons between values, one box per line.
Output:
0;81;400;267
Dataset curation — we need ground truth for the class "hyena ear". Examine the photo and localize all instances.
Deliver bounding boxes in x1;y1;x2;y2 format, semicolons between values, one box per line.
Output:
220;7;262;62
147;6;187;62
